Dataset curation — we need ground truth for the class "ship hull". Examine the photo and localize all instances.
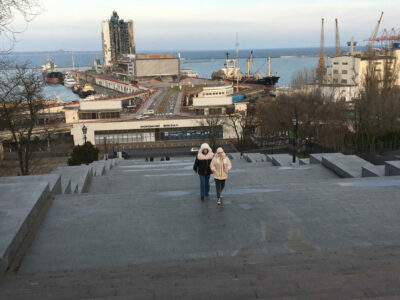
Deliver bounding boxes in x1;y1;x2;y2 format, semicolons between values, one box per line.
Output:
239;76;280;86
44;72;64;84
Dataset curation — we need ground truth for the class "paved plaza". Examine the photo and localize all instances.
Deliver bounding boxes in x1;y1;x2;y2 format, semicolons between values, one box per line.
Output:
1;154;400;299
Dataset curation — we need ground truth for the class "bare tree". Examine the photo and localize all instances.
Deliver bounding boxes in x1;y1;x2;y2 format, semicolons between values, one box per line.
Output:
198;114;226;152
227;112;243;148
0;0;42;51
0;63;45;175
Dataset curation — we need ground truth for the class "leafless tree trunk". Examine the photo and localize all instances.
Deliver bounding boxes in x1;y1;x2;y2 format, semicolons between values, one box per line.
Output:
0;0;42;52
0;63;44;175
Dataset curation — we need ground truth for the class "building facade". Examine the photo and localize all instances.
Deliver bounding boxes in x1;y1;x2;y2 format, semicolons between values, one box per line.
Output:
102;11;135;67
324;46;400;101
71;117;237;148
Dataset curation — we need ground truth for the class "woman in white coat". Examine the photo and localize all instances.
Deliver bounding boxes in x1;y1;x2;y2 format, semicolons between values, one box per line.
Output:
210;147;232;205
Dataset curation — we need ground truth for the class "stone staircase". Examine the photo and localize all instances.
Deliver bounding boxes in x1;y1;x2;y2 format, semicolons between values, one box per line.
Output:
1;154;400;299
0;158;122;275
242;152;400;179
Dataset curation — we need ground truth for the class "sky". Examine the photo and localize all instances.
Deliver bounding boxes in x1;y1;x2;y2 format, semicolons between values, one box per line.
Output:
7;0;400;52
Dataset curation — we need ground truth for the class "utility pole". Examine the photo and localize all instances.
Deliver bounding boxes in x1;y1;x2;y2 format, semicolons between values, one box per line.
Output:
235;32;239;93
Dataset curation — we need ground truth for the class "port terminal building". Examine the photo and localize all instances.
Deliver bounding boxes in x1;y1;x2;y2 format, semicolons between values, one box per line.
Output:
66;89;241;149
70;116;237;150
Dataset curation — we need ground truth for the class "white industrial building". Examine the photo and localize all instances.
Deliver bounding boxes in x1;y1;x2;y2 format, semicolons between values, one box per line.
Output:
323;45;400;102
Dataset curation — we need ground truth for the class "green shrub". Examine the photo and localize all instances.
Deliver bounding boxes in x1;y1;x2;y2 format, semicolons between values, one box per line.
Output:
67;142;99;166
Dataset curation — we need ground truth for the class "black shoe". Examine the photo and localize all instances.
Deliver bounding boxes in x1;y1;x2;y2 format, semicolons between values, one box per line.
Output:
201;196;204;200
205;194;209;197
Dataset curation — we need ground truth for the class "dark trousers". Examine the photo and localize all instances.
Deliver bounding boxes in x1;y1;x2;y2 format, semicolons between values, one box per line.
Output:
215;179;225;198
199;174;210;197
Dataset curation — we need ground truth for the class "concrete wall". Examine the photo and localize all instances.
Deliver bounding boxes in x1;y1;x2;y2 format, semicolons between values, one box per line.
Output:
64;109;79;124
80;100;122;111
193;97;232;107
135;58;179;77
95;77;139;94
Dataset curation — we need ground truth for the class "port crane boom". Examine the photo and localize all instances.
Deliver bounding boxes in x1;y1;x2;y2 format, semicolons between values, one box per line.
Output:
367;12;384;55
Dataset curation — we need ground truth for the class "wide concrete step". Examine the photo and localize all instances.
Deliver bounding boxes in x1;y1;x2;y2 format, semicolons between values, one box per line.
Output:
267;154;297;166
1;246;400;299
310;153;345;164
0;182;50;274
243;153;267;163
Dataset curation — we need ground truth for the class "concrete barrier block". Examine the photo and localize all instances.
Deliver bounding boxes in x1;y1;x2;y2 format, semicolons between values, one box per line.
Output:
52;165;92;194
0;174;61;196
362;165;385;177
0;182;50;274
299;158;310;165
61;178;71;194
385;161;400;176
269;154;293;166
322;154;373;178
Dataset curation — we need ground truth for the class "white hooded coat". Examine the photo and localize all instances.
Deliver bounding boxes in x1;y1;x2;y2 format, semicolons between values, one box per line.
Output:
197;143;213;160
210;147;232;180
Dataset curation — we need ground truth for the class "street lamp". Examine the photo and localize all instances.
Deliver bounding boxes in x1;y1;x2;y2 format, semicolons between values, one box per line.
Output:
82;124;87;144
292;118;297;163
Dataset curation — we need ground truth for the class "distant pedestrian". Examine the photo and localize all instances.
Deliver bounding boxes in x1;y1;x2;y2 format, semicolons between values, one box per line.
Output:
210;147;232;205
193;143;213;200
145;157;148;162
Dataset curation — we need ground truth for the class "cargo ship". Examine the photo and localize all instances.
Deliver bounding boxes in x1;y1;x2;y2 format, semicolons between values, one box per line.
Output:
212;52;280;87
41;58;64;84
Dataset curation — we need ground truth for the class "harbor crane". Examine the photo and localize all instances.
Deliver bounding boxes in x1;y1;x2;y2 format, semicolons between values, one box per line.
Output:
366;12;384;55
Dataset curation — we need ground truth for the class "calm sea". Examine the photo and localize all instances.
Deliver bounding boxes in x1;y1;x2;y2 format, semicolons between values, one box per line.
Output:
3;46;362;101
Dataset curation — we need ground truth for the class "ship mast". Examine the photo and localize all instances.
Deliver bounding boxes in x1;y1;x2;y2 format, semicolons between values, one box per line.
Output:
235;32;239;92
247;51;253;78
267;56;271;77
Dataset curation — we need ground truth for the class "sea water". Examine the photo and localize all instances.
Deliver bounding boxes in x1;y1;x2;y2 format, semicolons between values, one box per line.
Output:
2;46;360;101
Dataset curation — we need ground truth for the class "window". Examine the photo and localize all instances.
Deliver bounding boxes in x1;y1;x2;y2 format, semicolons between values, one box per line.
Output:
333;79;338;83
342;62;348;65
341;79;347;84
342;70;348;74
333;62;339;65
333;69;339;74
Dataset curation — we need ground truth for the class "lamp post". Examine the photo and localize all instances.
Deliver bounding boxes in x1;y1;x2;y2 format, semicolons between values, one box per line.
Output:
292;118;297;163
103;136;108;160
82;124;87;144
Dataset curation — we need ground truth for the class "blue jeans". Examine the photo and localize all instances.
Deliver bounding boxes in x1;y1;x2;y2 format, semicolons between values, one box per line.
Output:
199;174;210;197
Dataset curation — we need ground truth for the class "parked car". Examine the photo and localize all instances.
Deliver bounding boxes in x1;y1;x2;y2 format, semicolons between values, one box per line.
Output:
190;147;199;155
113;150;130;159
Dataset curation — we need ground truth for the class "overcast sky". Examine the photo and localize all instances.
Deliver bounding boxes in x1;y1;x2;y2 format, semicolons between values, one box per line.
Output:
8;0;400;52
